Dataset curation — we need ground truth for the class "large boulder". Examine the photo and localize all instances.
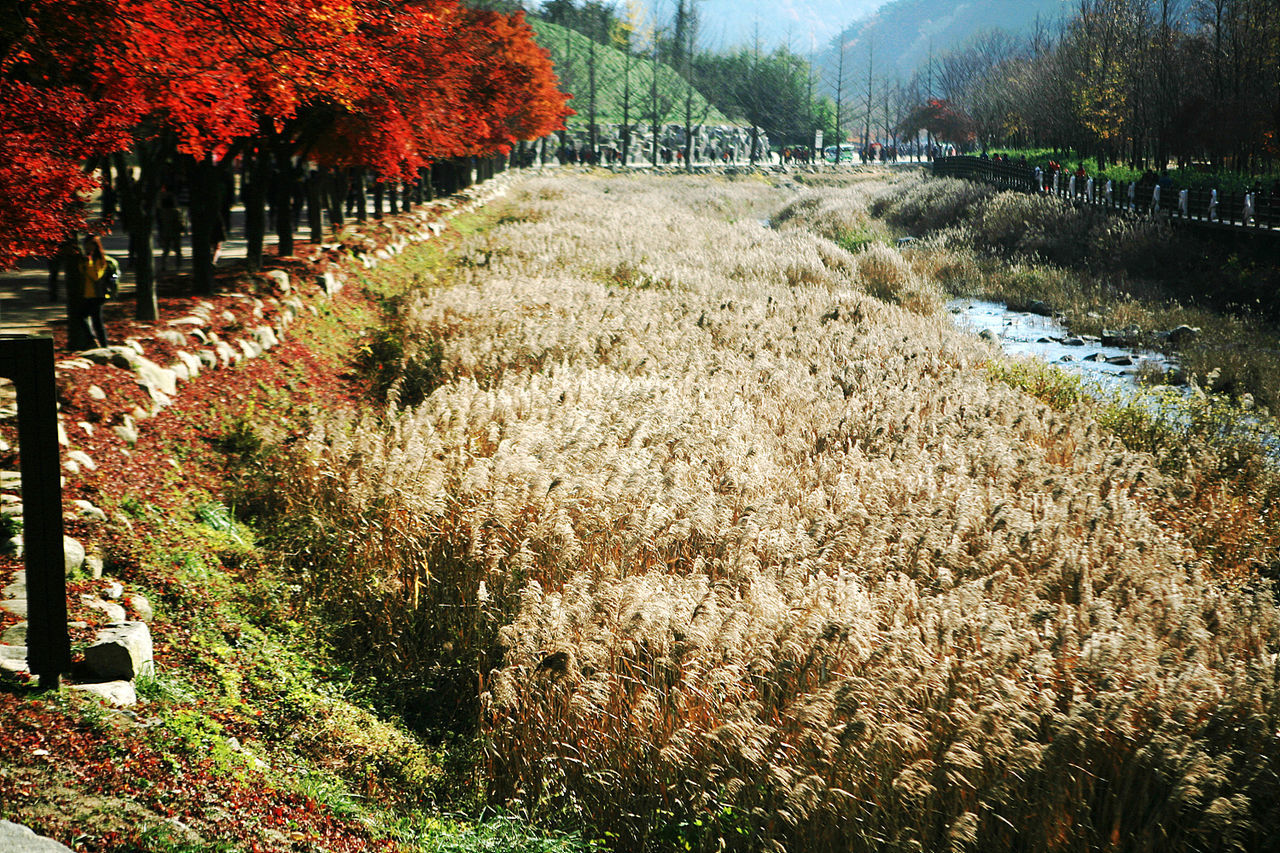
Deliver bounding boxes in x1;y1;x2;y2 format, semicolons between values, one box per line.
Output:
0;821;75;852
83;621;153;681
1166;325;1200;347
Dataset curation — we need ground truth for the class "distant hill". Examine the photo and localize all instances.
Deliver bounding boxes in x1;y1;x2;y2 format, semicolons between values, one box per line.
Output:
818;0;1067;84
529;19;730;133
689;0;887;52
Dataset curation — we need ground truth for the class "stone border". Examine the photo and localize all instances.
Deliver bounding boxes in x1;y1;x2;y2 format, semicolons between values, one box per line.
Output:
0;172;516;701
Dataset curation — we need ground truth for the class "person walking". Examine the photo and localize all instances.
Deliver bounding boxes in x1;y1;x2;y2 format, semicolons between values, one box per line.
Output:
75;235;116;349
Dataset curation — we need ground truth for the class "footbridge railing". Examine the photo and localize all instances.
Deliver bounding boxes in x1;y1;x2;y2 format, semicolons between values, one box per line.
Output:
932;156;1280;235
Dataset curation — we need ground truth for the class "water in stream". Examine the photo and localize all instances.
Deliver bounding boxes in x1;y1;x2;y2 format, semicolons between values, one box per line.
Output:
949;299;1180;396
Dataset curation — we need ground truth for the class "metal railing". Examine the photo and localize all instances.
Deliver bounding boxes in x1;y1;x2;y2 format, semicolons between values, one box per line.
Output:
933;156;1280;233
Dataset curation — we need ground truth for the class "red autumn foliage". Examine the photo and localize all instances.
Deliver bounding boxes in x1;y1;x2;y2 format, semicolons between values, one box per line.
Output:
0;0;570;266
0;82;132;266
899;98;977;147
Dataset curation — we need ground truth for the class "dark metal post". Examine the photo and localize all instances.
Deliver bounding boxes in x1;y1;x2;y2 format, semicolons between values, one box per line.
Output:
0;336;70;689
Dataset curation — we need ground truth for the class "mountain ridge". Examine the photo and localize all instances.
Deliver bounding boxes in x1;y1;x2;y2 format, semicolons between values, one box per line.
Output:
814;0;1067;89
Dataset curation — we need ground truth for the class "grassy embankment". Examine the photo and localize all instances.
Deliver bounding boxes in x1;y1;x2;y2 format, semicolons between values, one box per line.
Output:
0;206;592;853
245;170;1280;852
528;20;729;134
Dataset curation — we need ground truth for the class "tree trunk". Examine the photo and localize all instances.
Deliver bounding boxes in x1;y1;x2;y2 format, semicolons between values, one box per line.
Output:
355;169;368;222
372;180;384;218
244;140;269;271
187;154;219;295
326;169;346;229
115;150;159;321
64;242;92;351
273;146;295;257
306;169;324;244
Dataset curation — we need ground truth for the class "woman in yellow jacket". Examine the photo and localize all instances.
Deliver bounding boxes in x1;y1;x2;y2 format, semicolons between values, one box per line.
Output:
77;235;115;348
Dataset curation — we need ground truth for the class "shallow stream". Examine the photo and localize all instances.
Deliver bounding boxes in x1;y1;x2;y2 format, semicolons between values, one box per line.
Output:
948;299;1179;396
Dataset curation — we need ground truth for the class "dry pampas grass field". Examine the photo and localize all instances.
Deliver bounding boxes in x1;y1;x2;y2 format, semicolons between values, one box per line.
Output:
258;171;1280;852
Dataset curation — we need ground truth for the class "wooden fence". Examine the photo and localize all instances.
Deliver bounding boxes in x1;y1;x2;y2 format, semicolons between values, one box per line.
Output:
932;156;1280;234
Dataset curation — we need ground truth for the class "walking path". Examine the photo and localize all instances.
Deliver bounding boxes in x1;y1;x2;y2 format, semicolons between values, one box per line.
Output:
0;208;251;338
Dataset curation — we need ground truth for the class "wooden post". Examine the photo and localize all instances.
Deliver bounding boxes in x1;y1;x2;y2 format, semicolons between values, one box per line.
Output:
0;336;70;689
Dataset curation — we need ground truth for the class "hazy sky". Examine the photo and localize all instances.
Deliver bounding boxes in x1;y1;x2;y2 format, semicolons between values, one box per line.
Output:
677;0;891;52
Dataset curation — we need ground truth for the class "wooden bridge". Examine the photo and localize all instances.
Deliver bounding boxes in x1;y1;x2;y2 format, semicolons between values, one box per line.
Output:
932;156;1280;238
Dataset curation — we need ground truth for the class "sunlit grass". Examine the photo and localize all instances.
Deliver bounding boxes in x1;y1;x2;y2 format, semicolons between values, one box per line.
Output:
253;171;1280;852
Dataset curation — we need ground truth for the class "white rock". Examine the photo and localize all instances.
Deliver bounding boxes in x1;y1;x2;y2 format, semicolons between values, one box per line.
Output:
63;536;86;577
155;329;188;347
252;326;279;350
176;350;202;378
169;360;190;383
126;593;154;622
136;381;172;409
70;680;137;707
221;310;237;324
72;499;107;522
84;621;153;681
81;345;140;370
63;459;80;475
87;385;106;401
168;315;206;327
238;339;261;360
77;422;93;436
67;449;95;471
84;596;127;623
134;357;178;396
198;349;218;368
214;341;239;367
2;598;27;617
0;820;76;853
264;270;291;291
85;555;103;579
113;416;138;447
102;580;124;600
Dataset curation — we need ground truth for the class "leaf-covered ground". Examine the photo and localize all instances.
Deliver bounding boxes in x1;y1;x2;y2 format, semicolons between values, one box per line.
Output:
0;203;593;853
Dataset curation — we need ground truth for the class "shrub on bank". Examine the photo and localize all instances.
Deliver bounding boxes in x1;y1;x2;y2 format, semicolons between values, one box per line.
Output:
868;175;994;233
